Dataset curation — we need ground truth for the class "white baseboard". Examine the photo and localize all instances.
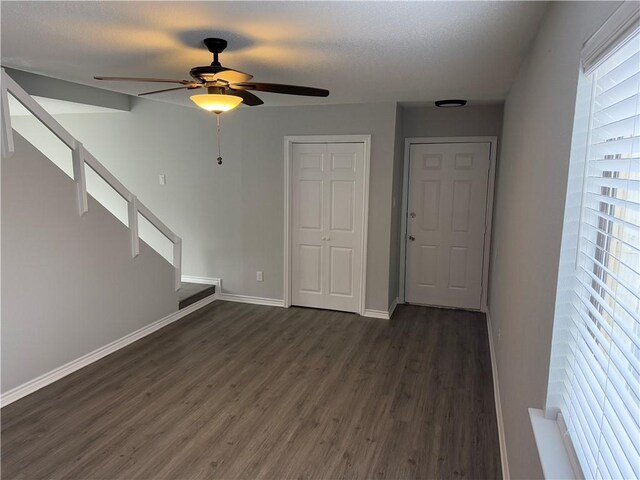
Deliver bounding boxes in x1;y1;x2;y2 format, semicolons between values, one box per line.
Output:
362;309;389;319
217;293;284;307
388;297;399;318
0;294;218;408
180;275;221;287
362;297;399;320
486;311;510;480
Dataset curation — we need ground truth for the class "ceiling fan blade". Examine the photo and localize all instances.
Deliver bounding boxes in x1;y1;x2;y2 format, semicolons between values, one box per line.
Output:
213;68;253;84
190;66;253;84
138;86;193;96
232;82;329;97
229;89;264;106
94;76;195;85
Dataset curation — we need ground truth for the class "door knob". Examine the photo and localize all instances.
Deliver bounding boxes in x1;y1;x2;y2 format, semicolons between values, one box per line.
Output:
409;235;415;241
410;212;416;218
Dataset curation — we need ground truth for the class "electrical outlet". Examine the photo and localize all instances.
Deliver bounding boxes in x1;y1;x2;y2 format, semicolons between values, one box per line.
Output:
256;271;263;282
159;174;166;185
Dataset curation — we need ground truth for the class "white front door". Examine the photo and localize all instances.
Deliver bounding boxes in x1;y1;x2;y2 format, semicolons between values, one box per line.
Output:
291;142;365;313
405;142;491;310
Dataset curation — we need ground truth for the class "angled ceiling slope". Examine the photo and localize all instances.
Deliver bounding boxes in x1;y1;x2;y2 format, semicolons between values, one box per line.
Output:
0;1;548;108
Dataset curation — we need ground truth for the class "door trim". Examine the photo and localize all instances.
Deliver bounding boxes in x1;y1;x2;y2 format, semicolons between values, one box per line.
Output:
283;135;372;315
399;136;497;312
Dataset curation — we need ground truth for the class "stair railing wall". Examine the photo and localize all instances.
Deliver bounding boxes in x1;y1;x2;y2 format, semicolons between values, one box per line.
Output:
0;69;182;290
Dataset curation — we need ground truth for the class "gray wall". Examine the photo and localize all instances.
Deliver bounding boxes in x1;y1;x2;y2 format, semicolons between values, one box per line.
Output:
1;133;178;393
401;104;504;139
218;102;398;311
487;2;620;478
12;98;399;311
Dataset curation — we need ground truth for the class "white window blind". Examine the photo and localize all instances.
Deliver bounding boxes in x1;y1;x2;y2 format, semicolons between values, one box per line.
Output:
548;16;640;480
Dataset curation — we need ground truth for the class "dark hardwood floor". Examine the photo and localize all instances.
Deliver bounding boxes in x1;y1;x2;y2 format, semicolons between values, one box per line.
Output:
1;302;501;479
178;282;216;310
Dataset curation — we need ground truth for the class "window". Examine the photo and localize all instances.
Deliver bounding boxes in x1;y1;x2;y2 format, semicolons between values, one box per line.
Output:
547;5;639;479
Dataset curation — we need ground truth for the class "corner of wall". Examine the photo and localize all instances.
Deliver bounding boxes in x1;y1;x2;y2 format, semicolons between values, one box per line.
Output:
387;102;405;309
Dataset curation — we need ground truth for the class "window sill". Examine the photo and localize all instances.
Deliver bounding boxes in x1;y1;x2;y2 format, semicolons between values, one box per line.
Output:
529;408;580;479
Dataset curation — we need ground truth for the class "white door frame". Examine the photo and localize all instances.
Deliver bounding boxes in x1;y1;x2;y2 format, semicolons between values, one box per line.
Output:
284;135;371;315
399;136;498;312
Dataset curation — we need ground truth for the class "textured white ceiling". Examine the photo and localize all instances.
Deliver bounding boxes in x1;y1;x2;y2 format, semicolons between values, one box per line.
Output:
1;1;548;108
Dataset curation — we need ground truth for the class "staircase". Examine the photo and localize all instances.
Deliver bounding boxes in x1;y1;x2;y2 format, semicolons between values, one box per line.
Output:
1;69;190;404
178;282;217;309
1;68;182;289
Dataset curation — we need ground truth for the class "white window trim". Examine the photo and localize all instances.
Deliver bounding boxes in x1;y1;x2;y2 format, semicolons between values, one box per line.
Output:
530;409;584;479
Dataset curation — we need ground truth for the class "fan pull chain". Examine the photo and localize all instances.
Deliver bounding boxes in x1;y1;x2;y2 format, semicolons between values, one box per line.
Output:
216;114;223;165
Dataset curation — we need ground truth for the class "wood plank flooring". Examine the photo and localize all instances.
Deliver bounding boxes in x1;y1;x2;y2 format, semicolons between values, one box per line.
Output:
1;302;501;479
178;282;216;310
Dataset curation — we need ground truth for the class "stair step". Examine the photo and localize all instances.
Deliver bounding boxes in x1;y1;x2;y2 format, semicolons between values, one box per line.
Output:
178;282;216;309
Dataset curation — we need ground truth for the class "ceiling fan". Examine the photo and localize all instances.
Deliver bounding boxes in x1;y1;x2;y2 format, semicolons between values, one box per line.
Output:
95;37;330;114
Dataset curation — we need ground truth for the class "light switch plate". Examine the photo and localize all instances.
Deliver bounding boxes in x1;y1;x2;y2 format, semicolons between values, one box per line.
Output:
256;271;263;282
159;174;166;185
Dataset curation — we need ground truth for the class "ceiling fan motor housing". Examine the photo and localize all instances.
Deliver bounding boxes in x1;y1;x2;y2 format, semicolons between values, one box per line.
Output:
203;38;228;55
190;65;229;82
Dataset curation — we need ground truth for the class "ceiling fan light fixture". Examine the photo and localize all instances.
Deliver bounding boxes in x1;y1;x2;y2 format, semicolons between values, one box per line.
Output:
190;93;242;113
434;99;467;107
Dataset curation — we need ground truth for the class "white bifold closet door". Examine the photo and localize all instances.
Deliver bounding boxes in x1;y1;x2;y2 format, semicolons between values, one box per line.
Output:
291;143;364;313
405;142;491;310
